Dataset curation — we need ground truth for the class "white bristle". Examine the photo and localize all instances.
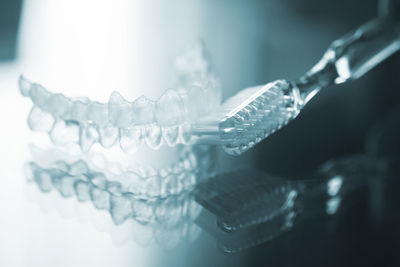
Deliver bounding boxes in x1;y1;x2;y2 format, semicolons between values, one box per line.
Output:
192;80;302;155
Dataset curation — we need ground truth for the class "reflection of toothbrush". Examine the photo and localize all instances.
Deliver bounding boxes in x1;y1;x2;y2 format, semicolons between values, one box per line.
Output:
193;18;400;155
194;155;387;253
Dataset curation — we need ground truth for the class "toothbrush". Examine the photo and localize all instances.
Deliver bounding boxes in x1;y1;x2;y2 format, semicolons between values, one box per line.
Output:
192;18;400;155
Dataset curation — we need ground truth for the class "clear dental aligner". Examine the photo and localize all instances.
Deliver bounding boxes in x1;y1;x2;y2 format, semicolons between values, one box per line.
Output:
192;18;400;155
19;42;221;153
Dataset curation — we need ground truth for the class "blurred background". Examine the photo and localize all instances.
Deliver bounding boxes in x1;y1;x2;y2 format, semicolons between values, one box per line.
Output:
1;0;400;266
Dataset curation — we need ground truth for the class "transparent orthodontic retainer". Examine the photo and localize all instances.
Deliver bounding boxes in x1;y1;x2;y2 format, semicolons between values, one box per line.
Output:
21;42;221;248
19;41;221;154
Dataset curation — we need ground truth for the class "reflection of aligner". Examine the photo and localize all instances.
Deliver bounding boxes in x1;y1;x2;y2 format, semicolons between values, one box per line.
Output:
26;158;204;248
29;143;214;196
27;147;209;226
24;141;213;248
19;42;221;153
26;179;202;249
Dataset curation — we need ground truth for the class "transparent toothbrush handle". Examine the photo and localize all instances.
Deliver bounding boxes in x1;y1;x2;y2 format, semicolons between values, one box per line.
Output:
295;18;400;104
328;18;400;83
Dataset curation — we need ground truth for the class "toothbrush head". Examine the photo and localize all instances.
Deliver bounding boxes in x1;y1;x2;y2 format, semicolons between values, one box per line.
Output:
192;80;302;155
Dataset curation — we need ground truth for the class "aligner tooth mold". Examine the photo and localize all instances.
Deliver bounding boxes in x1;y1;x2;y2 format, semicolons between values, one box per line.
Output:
21;42;218;248
19;42;221;153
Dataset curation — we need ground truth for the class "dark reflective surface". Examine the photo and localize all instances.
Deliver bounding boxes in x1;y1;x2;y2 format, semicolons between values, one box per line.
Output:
194;105;400;265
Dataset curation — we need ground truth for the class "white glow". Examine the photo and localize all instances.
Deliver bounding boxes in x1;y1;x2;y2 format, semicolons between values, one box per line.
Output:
335;57;351;84
19;0;136;100
327;175;343;196
18;0;203;101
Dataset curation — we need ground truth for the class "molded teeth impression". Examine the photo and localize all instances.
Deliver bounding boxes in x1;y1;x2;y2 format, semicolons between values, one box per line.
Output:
21;42;218;249
19;42;221;153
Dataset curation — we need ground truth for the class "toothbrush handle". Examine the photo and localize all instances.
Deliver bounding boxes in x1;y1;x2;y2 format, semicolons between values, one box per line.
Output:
328;18;400;83
295;18;400;103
